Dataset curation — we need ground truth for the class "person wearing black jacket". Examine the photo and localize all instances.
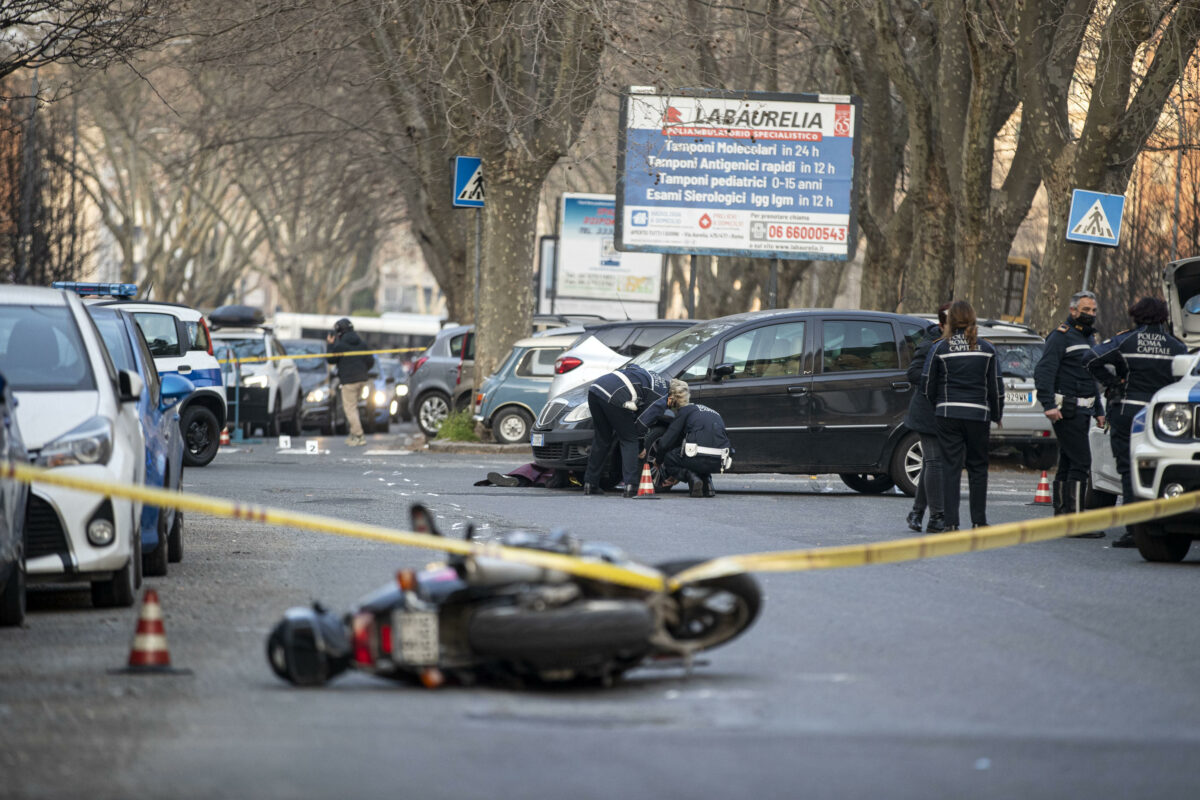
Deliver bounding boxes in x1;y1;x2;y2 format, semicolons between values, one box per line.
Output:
326;318;373;446
1033;290;1105;529
904;306;948;533
924;300;1003;530
649;380;730;498
583;363;669;497
1086;297;1188;547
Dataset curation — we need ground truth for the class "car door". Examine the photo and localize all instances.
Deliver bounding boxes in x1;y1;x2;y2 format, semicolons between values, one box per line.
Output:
808;317;910;470
685;320;811;472
271;336;299;408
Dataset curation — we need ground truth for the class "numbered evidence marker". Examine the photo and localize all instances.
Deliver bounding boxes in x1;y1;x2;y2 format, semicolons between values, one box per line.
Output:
306;439;320;455
278;435;291;450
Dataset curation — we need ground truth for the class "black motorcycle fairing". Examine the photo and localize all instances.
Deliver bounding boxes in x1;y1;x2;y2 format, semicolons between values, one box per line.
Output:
266;604;353;686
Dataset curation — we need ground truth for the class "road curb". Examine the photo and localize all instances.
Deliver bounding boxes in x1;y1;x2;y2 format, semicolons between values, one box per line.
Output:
425;438;531;456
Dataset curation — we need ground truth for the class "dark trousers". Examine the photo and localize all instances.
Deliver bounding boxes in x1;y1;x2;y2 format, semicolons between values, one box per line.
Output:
911;432;944;517
663;450;720;484
1051;412;1092;482
1109;407;1136;524
936;417;990;528
583;392;639;487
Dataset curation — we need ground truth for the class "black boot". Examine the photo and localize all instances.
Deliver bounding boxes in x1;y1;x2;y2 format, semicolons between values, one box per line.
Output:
623;484;637;498
1064;480;1105;538
1112;529;1136;548
1052;479;1065;516
583;483;605;496
925;513;947;533
906;509;924;532
703;476;716;498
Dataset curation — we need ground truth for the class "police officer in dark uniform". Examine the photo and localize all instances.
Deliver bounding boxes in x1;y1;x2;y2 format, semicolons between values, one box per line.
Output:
1033;290;1106;531
649;380;730;497
1086;297;1187;547
583;363;669;497
904;306;948;533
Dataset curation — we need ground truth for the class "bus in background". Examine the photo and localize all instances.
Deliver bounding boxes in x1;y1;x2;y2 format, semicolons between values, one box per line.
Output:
270;312;444;367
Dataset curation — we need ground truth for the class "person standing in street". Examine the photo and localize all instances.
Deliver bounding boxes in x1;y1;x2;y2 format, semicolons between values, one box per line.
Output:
649;380;730;498
1033;290;1106;532
327;318;373;447
924;300;1003;531
582;363;669;497
1086;297;1187;547
905;304;949;533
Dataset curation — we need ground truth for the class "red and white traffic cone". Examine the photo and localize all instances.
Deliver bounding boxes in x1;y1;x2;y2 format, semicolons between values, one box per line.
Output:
219;426;231;447
634;463;658;499
1032;470;1053;505
112;589;191;675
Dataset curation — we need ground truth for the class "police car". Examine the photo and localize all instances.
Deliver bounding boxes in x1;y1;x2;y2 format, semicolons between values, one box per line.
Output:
0;286;146;607
63;284;229;468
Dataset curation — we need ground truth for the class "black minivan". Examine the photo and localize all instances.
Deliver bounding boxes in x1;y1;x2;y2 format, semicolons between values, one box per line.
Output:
530;309;931;495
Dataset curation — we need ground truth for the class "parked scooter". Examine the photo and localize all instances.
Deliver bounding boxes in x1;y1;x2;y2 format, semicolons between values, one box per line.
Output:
267;505;761;688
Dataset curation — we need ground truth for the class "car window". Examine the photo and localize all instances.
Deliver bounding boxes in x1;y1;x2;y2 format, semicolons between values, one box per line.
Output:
630;319;738;374
285;340;329;371
994;341;1044;379
90;312;137;373
596;326;634;349
131;323;161;406
0;304;96;391
214;338;267;361
449;333;465;358
624;326;674;356
515;348;560;378
132;312;183;357
678;351;714;382
899;322;925;368
185;320;210;352
719;321;806;379
822;320;899;372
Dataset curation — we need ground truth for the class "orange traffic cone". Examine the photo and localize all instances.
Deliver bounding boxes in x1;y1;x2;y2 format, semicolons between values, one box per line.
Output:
219;426;231;446
634;463;658;499
1032;470;1053;505
112;589;191;675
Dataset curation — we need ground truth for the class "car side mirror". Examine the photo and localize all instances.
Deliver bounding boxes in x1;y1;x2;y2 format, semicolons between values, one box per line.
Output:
160;373;194;409
713;363;735;381
118;370;143;403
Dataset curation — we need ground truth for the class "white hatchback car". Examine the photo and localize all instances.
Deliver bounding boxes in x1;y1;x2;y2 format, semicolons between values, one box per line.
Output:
209;307;302;438
0;286;146;607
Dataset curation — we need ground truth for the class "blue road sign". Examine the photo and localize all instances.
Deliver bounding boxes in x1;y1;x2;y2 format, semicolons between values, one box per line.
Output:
452;156;485;208
1066;189;1125;247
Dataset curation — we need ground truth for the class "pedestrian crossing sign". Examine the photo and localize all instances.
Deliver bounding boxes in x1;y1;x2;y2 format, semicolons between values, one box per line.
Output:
452;156;485;208
1066;189;1125;247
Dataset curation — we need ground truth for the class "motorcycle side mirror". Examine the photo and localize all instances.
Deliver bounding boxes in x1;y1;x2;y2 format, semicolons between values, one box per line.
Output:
410;504;442;536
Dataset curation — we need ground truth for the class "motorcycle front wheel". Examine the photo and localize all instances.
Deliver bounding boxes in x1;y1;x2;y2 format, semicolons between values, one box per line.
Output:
654;560;762;653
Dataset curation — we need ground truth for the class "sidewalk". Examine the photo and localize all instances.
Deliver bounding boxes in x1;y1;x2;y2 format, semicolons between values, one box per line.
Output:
423;436;532;456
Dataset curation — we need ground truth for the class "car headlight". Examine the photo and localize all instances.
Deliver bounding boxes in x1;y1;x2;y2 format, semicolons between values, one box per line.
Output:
395;384;409;397
1154;403;1193;438
373;389;387;406
563;402;592;423
36;416;113;468
306;387;328;403
242;374;269;388
360;386;370;400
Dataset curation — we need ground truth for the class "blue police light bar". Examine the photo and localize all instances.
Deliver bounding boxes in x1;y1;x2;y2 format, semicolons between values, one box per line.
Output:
52;282;138;298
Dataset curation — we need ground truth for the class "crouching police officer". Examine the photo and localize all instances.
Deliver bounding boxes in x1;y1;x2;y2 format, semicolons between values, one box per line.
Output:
1033;290;1105;531
649;380;730;497
582;363;669;497
1086;297;1187;547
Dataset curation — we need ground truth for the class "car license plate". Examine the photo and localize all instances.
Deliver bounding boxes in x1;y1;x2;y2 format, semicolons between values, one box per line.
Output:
1005;390;1032;405
392;611;439;665
530;433;544;447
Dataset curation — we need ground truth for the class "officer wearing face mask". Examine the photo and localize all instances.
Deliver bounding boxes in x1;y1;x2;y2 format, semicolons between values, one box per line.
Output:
1033;290;1106;532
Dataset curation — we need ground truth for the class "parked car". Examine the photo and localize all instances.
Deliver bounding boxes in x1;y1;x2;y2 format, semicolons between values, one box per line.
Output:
407;324;474;437
78;286;228;468
0;373;30;626
0;286;146;607
547;319;704;401
473;334;577;444
378;357;411;422
912;315;1056;469
357;356;397;434
88;306;194;576
282;338;347;435
532;309;930;494
210;306;303;438
1163;255;1200;350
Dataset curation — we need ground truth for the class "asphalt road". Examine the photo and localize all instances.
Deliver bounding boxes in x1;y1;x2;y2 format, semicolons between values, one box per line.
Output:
3;423;1200;799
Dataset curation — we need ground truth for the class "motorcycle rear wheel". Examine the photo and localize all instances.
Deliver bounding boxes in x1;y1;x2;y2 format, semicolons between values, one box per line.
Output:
654;559;762;654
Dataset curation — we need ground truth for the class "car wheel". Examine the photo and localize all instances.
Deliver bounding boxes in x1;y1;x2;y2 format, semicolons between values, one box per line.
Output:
92;522;140;608
839;472;896;494
1083;478;1118;509
416;391;451;437
889;431;922;497
494;408;534;445
143;508;169;577
1132;522;1192;563
168;509;184;563
180;404;220;467
281;392;303;436
0;542;25;627
1022;443;1059;471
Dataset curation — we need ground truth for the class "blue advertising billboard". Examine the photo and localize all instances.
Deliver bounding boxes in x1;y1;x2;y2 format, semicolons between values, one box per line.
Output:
556;193;662;306
616;88;861;261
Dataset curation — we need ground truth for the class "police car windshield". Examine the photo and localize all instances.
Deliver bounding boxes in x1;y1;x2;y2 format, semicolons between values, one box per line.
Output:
0;304;96;391
993;341;1043;379
215;338;267;360
89;311;136;372
629;320;736;375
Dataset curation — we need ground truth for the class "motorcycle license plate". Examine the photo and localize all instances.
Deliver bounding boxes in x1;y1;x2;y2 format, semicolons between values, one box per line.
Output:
392;611;439;665
1005;390;1032;405
530;433;544;447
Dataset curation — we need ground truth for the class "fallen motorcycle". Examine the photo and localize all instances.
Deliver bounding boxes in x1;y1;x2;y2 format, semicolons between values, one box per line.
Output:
267;505;761;688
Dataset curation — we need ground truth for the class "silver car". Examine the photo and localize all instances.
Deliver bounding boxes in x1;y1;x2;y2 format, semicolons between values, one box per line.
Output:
545;320;700;401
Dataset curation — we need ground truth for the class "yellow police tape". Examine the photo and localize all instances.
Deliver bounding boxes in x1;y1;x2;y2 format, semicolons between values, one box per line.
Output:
217;347;425;365
2;460;1198;592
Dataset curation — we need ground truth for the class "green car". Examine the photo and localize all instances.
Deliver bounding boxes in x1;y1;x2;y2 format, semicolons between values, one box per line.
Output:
473;334;576;444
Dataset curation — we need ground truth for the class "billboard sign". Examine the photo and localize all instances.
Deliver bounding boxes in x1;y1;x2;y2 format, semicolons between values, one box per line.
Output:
616;88;861;261
556;193;663;305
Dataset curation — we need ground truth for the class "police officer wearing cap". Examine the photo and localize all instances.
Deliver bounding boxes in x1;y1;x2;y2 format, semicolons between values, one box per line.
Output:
583;363;669;497
326;318;373;447
1086;297;1187;547
1033;290;1106;530
649;380;730;498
